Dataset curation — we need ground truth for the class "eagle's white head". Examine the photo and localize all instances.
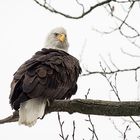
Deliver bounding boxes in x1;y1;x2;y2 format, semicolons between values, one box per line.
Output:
44;27;69;52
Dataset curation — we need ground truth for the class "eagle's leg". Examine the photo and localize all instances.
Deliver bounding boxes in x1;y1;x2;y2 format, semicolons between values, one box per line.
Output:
40;99;50;119
46;98;51;106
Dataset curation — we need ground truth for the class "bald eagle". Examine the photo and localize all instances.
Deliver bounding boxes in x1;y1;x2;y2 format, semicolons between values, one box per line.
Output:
9;27;81;127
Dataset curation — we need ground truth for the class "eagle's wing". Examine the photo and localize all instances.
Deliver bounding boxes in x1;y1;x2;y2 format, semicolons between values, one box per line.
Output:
9;48;81;110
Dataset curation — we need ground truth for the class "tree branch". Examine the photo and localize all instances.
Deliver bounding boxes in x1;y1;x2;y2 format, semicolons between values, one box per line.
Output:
34;0;112;19
1;99;140;124
82;66;140;76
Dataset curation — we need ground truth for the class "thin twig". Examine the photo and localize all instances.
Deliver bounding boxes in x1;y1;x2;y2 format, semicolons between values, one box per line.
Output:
109;54;119;70
85;89;99;140
57;112;69;140
72;121;76;140
100;62;121;101
85;88;90;99
86;115;99;140
82;66;140;76
123;125;130;140
121;48;140;58
109;118;124;137
110;118;130;139
75;0;85;14
129;116;140;129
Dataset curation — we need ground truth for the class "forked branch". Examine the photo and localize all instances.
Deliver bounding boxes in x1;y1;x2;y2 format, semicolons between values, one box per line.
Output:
34;0;112;19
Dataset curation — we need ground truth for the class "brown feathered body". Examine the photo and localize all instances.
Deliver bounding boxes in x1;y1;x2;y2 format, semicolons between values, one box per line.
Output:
9;27;81;127
9;48;81;111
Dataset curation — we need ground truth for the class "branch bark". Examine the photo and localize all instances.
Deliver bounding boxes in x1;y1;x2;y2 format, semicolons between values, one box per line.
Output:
1;99;140;124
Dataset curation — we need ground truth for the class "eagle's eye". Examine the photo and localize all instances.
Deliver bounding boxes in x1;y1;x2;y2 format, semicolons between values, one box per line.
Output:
54;33;59;36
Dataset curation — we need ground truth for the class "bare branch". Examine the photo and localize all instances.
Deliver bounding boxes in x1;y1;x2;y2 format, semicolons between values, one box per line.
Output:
34;0;140;20
115;15;140;39
129;116;140;129
99;55;112;72
99;62;121;101
121;48;140;58
110;119;130;139
123;125;130;140
119;2;135;30
85;88;90;99
93;1;140;41
0;111;19;124
108;54;119;70
57;112;69;140
1;99;140;124
86;115;99;140
85;89;99;140
109;118;125;137
34;0;112;19
114;0;139;3
72;121;76;140
82;66;140;76
75;0;85;14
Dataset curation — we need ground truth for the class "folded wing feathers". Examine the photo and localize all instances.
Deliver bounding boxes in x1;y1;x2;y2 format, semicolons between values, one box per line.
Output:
10;48;81;127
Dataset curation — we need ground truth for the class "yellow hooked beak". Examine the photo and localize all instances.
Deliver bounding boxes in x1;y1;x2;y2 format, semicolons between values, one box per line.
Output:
57;33;66;42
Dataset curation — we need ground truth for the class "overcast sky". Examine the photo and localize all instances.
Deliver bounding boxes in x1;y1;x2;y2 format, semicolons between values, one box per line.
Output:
0;0;140;139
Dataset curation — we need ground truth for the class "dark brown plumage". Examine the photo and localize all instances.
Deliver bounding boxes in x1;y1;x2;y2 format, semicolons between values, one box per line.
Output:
9;27;81;127
9;48;81;110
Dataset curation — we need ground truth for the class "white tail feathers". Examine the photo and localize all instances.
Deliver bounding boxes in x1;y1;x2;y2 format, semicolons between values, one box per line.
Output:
19;98;46;127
